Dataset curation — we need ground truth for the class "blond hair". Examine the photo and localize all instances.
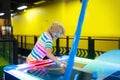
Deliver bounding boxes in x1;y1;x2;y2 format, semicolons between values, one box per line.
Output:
48;22;65;35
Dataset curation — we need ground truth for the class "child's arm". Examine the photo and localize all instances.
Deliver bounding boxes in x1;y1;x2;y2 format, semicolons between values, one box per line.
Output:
45;47;66;68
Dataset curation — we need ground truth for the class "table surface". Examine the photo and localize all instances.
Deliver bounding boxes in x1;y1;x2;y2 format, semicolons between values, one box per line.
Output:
4;55;93;80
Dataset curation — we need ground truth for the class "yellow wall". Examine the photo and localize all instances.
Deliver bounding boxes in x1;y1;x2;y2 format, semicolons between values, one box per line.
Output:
11;0;120;37
11;1;81;36
82;0;120;37
12;1;68;35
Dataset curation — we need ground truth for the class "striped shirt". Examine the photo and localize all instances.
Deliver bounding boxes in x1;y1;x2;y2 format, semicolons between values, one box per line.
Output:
27;32;53;62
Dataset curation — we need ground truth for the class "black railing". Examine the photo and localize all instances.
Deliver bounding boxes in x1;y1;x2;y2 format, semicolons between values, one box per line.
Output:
14;35;120;59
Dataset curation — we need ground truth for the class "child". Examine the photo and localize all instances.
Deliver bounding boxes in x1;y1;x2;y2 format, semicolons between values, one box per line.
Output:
26;22;66;68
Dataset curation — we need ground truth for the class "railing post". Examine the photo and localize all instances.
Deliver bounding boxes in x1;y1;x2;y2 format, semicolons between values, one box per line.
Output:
66;36;69;55
88;37;95;59
34;36;37;45
13;38;18;64
56;38;60;56
20;36;23;48
24;35;26;48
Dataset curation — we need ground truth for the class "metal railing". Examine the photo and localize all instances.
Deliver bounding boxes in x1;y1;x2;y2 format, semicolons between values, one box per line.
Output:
14;35;120;59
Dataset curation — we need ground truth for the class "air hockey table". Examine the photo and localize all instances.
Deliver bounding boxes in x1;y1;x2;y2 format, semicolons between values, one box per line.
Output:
83;50;120;80
3;55;94;80
4;50;120;80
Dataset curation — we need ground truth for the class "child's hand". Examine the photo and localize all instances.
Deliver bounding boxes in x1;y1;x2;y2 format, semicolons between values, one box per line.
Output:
60;63;66;69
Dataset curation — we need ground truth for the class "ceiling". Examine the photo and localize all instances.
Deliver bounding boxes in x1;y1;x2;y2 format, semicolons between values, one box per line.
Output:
0;0;49;14
0;0;76;18
0;0;66;13
11;0;44;13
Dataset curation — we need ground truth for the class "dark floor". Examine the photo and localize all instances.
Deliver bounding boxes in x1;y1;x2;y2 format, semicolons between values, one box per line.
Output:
0;77;3;80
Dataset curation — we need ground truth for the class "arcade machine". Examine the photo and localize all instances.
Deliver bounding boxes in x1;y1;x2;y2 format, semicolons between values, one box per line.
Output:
4;55;69;80
4;50;120;80
4;55;95;80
